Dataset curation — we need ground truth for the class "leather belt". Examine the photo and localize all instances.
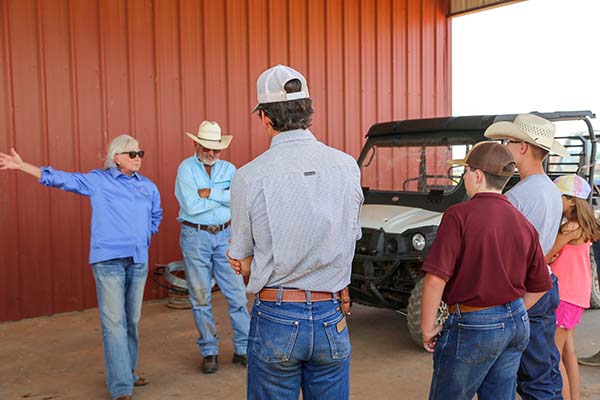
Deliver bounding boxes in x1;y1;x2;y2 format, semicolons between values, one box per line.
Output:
181;220;230;233
259;287;352;316
449;303;496;314
259;288;338;302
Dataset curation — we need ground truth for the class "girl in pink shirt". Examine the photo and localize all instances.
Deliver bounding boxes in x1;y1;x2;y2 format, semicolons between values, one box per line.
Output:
546;174;600;400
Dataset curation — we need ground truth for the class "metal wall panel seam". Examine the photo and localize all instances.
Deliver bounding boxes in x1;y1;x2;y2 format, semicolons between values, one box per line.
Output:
402;0;409;119
67;0;81;174
418;0;424;117
1;0;21;320
177;0;185;159
356;0;363;146
199;0;207;120
244;0;252;162
150;0;164;230
35;0;49;162
373;0;380;127
96;0;108;146
433;0;440;116
35;0;56;315
340;0;346;153
1;0;16;143
446;3;452;115
126;0;136;135
67;0;85;307
223;0;230;132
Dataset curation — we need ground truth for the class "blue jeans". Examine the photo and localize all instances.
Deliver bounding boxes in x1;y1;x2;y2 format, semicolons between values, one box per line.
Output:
91;258;147;400
517;274;563;399
247;294;351;400
180;224;250;356
429;298;530;400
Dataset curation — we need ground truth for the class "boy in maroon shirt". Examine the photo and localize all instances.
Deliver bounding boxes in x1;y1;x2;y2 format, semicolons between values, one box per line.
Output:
421;142;552;400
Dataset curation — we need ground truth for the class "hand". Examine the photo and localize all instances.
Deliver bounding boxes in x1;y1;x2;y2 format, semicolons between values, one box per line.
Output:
422;324;443;353
0;148;24;170
198;188;211;198
226;250;242;275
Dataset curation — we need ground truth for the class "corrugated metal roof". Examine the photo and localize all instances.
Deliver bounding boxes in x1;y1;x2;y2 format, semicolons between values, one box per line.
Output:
450;0;522;17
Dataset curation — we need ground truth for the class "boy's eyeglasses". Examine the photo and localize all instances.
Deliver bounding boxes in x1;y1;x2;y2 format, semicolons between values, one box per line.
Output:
120;151;145;159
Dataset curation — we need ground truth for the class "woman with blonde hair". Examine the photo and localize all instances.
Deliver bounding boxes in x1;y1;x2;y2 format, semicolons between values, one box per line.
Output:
0;135;162;400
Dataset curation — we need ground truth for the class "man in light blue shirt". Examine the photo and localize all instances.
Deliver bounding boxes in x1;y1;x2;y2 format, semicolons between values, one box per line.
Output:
175;121;249;374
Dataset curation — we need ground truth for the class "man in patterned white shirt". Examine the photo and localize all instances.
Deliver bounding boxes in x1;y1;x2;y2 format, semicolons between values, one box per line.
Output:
228;65;363;400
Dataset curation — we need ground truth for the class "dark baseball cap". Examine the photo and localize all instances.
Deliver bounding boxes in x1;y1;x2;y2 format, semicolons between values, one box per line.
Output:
448;142;515;177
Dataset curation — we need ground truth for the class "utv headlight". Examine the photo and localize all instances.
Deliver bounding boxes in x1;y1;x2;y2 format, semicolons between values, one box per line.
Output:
411;233;426;251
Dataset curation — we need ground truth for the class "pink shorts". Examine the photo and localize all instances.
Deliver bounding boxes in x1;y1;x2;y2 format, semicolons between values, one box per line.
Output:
555;300;584;330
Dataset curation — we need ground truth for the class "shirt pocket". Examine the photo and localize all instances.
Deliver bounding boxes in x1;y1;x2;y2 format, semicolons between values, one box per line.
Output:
212;179;231;190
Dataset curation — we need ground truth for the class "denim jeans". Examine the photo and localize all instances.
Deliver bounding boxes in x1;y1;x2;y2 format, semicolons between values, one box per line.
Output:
91;258;147;400
180;224;250;356
517;274;563;400
247;294;351;400
429;298;530;400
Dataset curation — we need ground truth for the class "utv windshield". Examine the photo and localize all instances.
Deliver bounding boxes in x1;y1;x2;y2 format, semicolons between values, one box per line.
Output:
360;138;473;193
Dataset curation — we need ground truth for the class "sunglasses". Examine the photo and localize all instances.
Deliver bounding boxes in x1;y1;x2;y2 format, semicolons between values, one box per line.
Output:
198;146;221;154
120;150;145;159
500;139;523;146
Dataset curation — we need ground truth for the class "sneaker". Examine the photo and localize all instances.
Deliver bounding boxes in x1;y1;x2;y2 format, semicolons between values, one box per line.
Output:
232;353;247;367
578;350;600;366
201;355;219;373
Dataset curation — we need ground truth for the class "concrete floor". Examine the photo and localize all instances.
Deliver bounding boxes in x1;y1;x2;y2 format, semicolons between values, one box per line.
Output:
1;294;599;400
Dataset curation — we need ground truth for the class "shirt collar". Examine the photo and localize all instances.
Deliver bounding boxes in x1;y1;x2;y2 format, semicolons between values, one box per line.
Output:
471;192;508;202
109;167;141;180
269;129;316;149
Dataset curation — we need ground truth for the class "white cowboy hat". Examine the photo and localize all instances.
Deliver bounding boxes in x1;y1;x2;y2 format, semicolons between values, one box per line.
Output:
184;121;232;150
484;114;569;157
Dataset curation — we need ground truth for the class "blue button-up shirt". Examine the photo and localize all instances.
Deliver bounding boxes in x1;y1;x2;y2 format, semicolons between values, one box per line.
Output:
39;167;163;264
229;129;364;293
175;156;235;225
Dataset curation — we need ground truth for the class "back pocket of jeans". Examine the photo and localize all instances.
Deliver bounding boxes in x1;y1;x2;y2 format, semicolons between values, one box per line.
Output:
252;310;299;363
323;313;351;359
457;321;504;363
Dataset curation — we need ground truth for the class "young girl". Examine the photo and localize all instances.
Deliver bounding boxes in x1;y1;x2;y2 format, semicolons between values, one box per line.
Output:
546;174;600;400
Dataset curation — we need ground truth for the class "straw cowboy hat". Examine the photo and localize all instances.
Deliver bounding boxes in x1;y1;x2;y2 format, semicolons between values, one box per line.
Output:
484;114;569;157
184;121;233;150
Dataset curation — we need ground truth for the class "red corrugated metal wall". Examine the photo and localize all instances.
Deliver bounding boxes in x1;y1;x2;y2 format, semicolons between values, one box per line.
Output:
0;0;451;321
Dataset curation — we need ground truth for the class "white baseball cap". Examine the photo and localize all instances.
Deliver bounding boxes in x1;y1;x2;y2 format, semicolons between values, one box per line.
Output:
253;65;310;111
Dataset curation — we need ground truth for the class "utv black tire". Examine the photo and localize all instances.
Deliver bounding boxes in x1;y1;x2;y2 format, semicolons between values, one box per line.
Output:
407;277;447;348
590;247;600;309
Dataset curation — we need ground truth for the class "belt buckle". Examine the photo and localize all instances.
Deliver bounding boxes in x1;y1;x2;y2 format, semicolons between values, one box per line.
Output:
207;225;220;234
